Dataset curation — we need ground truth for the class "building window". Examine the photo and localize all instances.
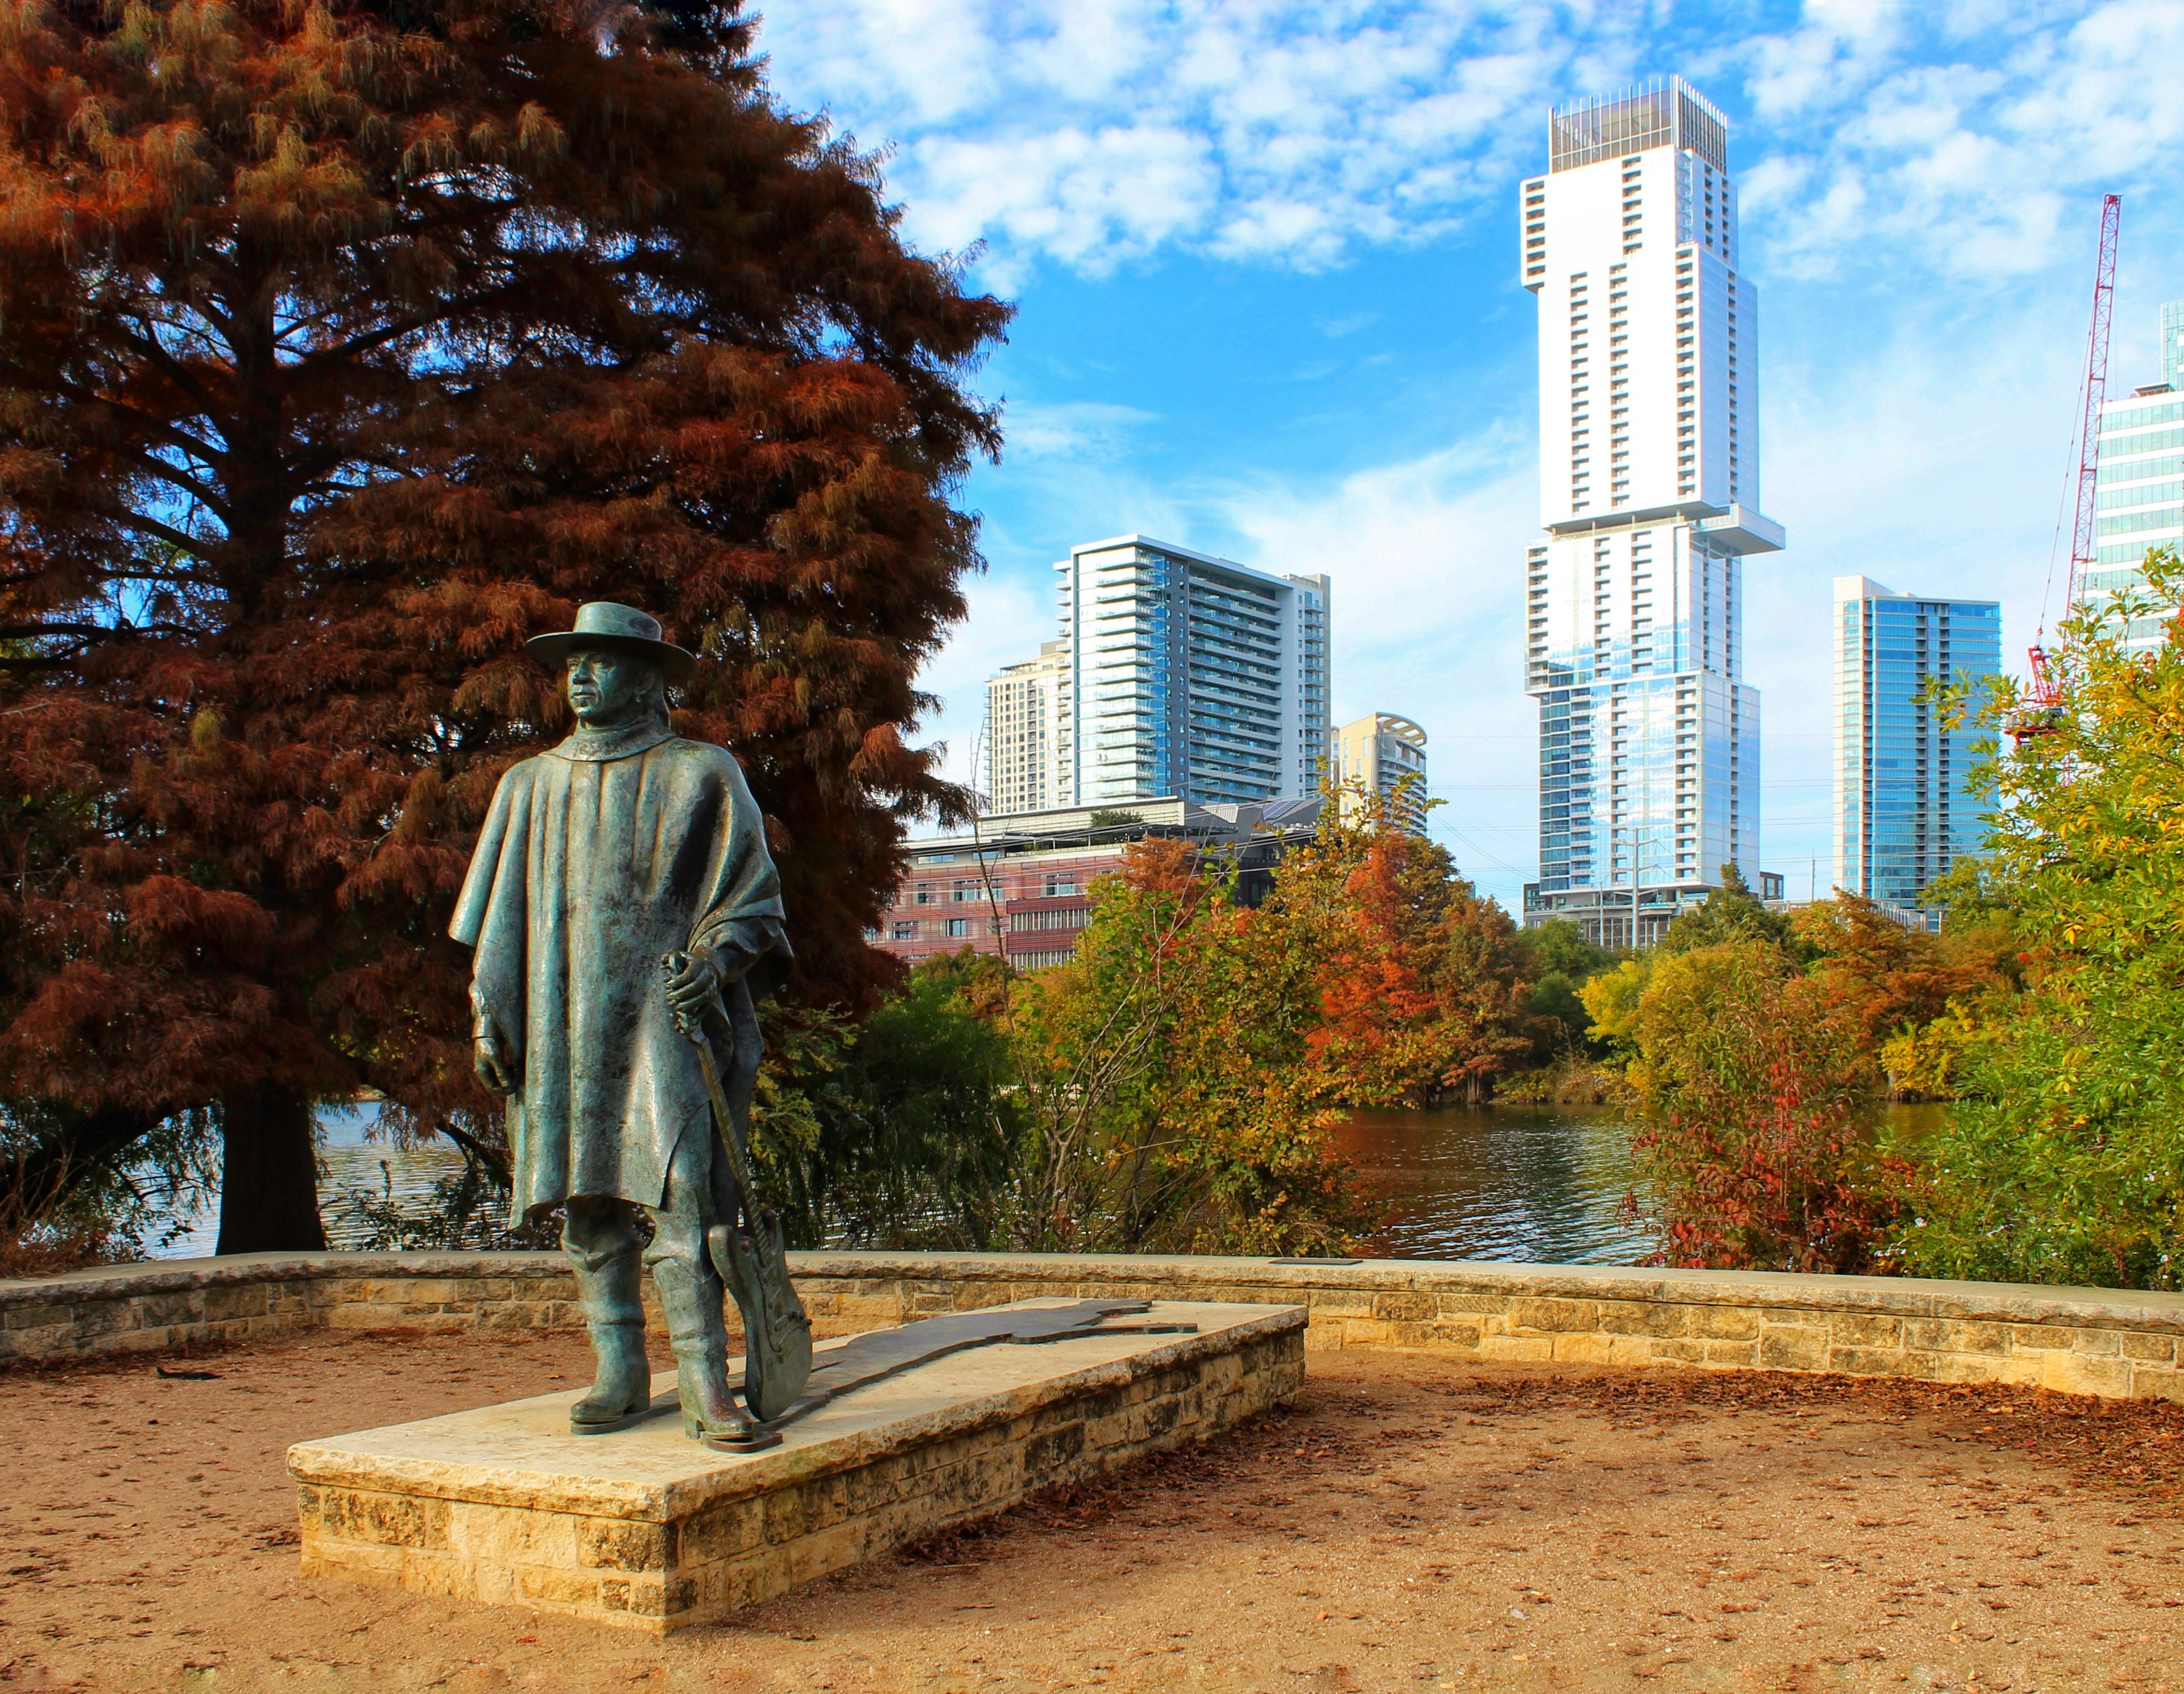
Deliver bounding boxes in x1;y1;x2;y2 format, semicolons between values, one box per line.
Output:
891;922;916;941
944;918;970;938
1011;907;1090;933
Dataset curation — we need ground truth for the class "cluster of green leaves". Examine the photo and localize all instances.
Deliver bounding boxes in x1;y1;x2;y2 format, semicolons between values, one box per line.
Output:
1514;920;1620;1058
748;956;1023;1252
1892;550;2184;1290
1003;837;1368;1256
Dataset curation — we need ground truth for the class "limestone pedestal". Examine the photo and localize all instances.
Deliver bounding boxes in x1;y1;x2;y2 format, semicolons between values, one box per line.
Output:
288;1298;1303;1631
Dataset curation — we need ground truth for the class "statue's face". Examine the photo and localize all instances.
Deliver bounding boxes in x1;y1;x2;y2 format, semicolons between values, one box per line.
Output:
566;648;656;727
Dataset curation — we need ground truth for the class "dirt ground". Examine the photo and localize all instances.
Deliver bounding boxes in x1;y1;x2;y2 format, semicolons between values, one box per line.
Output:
1;1328;2181;1692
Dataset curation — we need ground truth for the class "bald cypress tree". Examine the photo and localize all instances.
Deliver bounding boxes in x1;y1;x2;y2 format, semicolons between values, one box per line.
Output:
0;0;1006;1251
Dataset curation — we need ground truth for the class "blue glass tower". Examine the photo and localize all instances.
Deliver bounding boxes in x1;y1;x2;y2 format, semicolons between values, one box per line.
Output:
1052;536;1330;809
1831;578;2001;913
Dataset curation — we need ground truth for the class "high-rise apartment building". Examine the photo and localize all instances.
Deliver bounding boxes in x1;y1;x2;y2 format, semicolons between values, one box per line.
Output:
1518;78;1785;947
1832;578;2000;913
1331;712;1428;831
2086;308;2184;655
1045;535;1330;810
984;640;1069;815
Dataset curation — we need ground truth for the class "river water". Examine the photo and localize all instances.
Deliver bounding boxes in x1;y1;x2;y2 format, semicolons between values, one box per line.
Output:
149;1103;469;1260
1337;1104;1655;1264
148;1102;1651;1264
147;1101;1916;1267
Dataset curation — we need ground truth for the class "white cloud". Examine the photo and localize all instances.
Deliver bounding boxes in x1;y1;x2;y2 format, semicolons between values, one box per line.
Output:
999;400;1159;460
758;1;1586;275
1739;2;2184;281
760;2;2181;287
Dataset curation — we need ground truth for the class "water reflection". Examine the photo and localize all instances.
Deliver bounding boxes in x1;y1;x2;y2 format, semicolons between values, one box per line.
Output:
148;1103;468;1260
141;1100;1943;1266
1337;1104;1656;1265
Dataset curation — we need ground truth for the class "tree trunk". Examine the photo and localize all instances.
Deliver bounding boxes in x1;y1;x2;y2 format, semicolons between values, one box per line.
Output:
216;1084;327;1254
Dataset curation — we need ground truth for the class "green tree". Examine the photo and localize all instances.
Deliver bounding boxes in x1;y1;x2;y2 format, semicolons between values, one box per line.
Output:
1625;939;1900;1273
1006;839;1374;1256
1579;958;1651;1057
1516;918;1616;1054
1896;550;2184;1289
822;958;1020;1250
1657;864;1800;958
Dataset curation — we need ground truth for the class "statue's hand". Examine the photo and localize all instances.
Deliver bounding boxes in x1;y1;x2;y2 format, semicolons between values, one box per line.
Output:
474;1025;519;1097
663;949;725;1022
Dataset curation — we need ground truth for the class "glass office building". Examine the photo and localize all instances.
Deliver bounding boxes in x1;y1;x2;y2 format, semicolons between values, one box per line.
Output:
988;535;1329;814
1832;578;2000;912
2087;354;2184;655
1517;78;1785;946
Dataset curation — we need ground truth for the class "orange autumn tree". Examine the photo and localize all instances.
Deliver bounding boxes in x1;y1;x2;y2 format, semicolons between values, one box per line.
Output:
0;0;1006;1251
1285;785;1536;1108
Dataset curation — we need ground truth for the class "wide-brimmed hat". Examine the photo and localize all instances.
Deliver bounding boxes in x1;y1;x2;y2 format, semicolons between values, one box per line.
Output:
526;602;697;685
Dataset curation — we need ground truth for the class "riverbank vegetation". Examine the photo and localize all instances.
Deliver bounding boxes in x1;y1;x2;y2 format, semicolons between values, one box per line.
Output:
1585;549;2184;1289
742;790;1594;1257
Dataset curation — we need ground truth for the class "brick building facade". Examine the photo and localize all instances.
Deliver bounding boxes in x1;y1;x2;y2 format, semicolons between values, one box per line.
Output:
871;797;1321;971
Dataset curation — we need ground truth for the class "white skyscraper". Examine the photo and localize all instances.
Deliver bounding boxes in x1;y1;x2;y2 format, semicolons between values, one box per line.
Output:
984;639;1069;815
988;535;1329;813
1519;78;1785;947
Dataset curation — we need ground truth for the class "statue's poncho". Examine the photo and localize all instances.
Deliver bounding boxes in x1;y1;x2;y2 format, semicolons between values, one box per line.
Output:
450;722;791;1223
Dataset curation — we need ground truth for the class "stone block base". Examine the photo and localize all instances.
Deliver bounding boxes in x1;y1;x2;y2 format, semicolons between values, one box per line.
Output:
288;1299;1302;1632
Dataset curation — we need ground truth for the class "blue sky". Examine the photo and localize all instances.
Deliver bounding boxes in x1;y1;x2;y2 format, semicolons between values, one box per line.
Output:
757;1;2184;910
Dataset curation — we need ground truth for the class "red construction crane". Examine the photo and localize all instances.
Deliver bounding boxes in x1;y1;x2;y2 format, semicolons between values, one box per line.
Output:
2017;193;2121;742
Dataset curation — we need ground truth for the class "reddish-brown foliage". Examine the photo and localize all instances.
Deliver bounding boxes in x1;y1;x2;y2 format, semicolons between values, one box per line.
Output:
1793;892;2016;1048
1297;825;1535;1109
0;0;1007;1245
1628;941;1906;1274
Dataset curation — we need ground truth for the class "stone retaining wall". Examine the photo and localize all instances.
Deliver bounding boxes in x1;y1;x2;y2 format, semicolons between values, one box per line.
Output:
9;1249;2184;1402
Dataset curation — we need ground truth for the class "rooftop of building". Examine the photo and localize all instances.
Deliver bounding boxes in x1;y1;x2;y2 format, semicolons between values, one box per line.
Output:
1546;76;1727;176
1338;711;1427;747
905;795;1325;867
1831;575;2003;610
1061;534;1330;596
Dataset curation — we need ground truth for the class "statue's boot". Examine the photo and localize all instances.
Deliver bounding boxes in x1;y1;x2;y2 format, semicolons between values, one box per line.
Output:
565;1236;653;1435
652;1255;756;1444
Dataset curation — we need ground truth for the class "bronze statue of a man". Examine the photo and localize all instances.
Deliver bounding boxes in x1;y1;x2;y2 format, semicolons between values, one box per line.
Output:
450;602;795;1443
